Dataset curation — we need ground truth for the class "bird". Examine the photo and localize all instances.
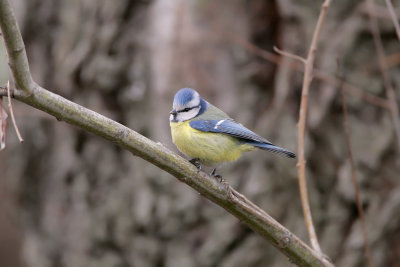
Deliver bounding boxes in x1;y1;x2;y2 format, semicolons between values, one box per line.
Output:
169;88;295;178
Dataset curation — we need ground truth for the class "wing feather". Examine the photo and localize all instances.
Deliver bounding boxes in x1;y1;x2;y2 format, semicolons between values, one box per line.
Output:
189;119;271;144
189;119;295;158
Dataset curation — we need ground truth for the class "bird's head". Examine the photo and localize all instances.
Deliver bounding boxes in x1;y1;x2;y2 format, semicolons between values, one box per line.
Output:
170;88;206;122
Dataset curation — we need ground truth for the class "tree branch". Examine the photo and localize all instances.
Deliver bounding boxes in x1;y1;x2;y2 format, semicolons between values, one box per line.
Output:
385;0;400;41
0;0;34;94
273;46;306;64
338;63;372;267
227;34;389;109
365;0;400;150
296;0;332;254
6;81;23;142
0;0;333;266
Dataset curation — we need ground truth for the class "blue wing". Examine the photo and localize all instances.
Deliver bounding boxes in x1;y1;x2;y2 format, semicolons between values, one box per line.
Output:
190;119;269;143
189;119;295;158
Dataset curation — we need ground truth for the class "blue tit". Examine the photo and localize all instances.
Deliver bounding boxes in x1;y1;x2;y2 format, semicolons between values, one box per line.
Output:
169;88;295;174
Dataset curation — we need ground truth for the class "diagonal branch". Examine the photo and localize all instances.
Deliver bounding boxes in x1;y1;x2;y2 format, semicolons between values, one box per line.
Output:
227;34;389;109
273;46;306;64
0;0;333;266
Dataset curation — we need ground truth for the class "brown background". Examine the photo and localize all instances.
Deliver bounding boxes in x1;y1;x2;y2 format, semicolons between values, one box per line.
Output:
0;0;400;266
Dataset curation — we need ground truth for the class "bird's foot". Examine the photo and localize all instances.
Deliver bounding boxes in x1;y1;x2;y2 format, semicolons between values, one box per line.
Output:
210;168;233;200
189;158;202;172
210;168;223;182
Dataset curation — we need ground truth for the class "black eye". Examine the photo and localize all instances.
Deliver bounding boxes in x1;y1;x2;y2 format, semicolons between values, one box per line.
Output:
182;107;191;112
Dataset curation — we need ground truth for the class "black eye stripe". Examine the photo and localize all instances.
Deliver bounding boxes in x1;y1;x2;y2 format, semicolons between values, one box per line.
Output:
181;108;191;112
177;105;200;113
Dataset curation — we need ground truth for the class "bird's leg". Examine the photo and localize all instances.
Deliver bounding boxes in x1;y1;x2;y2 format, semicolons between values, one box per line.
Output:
189;158;202;171
210;168;222;182
210;168;233;200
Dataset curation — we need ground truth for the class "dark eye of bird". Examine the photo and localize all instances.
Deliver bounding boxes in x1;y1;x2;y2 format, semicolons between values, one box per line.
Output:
179;107;192;113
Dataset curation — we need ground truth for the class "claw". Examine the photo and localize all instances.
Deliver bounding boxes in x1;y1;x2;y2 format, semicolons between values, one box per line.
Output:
209;168;233;200
210;168;216;176
210;168;223;182
189;158;202;171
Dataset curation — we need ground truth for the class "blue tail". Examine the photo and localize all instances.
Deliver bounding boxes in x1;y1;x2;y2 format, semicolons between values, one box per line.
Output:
247;142;296;158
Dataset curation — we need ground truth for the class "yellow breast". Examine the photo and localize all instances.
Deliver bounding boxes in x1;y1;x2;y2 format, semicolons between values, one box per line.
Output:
170;120;255;165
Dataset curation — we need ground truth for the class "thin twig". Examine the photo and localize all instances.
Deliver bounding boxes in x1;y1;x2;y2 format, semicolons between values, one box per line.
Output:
0;97;6;150
385;0;400;41
296;0;332;253
338;62;372;267
361;2;400;19
1;86;18;97
6;81;23;142
228;34;389;109
366;0;400;150
273;46;306;64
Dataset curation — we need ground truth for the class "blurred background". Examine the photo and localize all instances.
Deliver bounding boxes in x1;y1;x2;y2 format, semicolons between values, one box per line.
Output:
0;0;400;266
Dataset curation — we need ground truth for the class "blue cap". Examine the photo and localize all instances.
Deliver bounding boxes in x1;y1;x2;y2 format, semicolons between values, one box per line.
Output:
173;88;198;106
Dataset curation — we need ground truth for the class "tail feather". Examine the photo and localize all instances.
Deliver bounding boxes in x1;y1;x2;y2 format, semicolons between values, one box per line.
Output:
247;142;296;158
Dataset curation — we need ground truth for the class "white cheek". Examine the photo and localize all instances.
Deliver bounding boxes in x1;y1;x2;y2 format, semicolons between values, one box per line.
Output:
176;107;200;122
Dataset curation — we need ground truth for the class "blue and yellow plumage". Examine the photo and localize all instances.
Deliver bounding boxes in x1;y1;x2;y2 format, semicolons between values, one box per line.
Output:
169;88;295;173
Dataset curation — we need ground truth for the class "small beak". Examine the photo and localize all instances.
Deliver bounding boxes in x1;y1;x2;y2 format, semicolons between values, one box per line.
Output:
170;109;177;116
